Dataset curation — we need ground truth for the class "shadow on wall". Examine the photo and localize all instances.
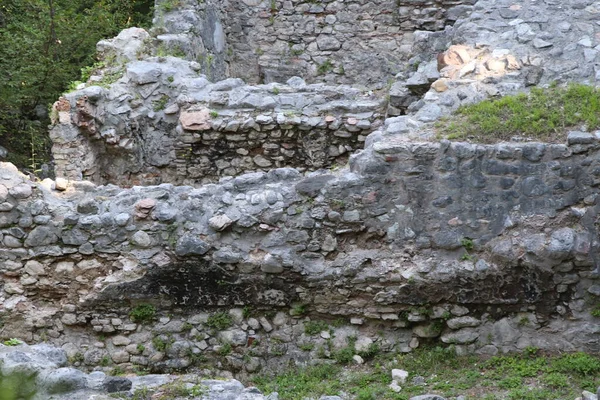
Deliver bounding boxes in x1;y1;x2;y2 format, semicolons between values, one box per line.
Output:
91;260;299;308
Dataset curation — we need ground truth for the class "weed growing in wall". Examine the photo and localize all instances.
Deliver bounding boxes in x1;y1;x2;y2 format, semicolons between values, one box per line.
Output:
152;95;169;111
3;338;22;346
129;304;156;324
304;320;329;335
205;312;233;330
317;59;334;75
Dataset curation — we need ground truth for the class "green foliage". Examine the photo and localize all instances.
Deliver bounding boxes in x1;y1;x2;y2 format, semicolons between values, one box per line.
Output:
129;304;156;324
110;366;125;376
542;372;569;388
0;0;154;170
253;364;342;400
159;0;182;12
131;386;152;400
524;346;539;357
152;336;174;352
506;388;554;400
357;343;380;360
100;355;111;367
206;312;233;331
155;43;186;58
591;306;600;317
0;372;38;400
437;83;600;143
209;110;219;118
3;338;21;346
317;59;334;75
333;347;354;365
304;320;329;335
252;346;600;400
299;343;314;352
290;304;307;316
152;95;169;111
460;237;474;251
80;60;106;82
217;343;232;356
68;352;84;364
552;352;600;376
155;381;206;400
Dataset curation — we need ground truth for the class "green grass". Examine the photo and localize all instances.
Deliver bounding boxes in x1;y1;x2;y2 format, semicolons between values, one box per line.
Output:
436;83;600;143
253;364;344;400
251;347;600;400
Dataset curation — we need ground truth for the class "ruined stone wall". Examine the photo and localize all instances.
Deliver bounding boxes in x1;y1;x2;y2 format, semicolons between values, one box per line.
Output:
4;134;600;375
154;0;476;87
50;61;385;187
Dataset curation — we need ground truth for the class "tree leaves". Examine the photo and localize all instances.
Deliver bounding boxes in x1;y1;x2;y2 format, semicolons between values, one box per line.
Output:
0;0;153;170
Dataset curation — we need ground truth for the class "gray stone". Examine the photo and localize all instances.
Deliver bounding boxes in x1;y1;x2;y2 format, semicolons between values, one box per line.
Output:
568;131;595;145
77;199;99;214
548;228;575;260
446;317;481;330
441;328;479;344
102;377;132;393
9;184;32;199
391;369;409;384
131;231;152;248
588;285;600;296
38;368;88;394
25;226;58;247
175;235;211;256
127;62;162;84
295;175;335;197
316;35;341;51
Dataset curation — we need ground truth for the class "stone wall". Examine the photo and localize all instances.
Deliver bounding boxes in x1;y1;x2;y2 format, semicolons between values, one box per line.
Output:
154;0;476;88
4;133;600;375
50;58;385;186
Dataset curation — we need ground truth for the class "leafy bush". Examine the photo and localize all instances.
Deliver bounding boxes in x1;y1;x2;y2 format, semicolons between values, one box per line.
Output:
0;0;153;171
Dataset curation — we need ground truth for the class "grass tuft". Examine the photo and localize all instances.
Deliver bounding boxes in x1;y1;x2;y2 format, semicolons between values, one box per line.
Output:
436;83;600;143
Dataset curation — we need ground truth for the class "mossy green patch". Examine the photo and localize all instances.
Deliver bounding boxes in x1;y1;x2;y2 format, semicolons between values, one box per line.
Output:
436;83;600;143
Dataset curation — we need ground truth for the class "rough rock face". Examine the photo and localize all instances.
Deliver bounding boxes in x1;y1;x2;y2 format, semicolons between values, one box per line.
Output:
3;131;600;373
153;0;476;86
0;342;268;400
50;67;385;186
32;0;600;378
50;0;600;185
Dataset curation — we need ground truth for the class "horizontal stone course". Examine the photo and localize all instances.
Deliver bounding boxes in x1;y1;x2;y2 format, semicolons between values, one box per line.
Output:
2;135;600;371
